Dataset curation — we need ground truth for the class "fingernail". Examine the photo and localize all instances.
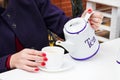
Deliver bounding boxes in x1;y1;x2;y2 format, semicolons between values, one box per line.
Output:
42;53;46;57
41;62;46;66
88;8;92;13
34;68;39;71
43;57;48;61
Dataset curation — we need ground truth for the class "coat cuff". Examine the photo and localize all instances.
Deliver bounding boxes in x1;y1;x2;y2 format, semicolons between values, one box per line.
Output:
6;55;12;70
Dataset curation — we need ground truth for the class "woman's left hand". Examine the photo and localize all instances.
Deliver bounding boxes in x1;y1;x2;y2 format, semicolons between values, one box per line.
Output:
82;9;103;30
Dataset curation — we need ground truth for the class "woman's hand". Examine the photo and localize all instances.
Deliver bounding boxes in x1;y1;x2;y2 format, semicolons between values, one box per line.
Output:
10;48;48;72
82;9;103;30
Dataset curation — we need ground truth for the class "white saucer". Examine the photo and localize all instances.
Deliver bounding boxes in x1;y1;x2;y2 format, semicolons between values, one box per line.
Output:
39;60;73;72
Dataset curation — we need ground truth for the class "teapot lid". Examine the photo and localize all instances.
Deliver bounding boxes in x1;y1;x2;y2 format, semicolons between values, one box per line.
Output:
64;17;87;34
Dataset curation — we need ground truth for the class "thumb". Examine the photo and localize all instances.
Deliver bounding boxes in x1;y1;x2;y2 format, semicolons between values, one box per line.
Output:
81;8;93;18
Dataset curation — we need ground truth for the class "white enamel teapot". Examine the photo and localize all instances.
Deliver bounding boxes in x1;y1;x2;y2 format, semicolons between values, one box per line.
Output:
56;9;100;60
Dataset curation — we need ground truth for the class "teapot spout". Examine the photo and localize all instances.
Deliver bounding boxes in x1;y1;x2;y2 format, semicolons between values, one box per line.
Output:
55;40;73;53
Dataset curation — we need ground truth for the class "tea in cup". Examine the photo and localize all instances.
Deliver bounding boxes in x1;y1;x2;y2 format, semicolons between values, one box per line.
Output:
41;46;64;69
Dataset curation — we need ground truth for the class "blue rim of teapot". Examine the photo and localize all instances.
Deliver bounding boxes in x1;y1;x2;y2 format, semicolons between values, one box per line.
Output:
116;60;120;64
70;44;100;60
65;22;87;34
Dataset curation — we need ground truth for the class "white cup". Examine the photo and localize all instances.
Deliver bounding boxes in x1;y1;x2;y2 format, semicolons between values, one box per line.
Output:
41;46;64;69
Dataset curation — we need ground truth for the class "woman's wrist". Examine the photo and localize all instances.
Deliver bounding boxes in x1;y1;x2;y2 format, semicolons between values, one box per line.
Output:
9;54;16;69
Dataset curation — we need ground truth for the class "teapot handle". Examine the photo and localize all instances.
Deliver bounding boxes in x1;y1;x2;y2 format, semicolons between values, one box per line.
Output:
84;8;94;22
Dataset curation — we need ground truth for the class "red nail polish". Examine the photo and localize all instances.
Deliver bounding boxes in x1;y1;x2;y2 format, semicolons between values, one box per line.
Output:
42;53;46;57
41;62;46;66
43;57;48;61
88;8;92;13
35;68;39;71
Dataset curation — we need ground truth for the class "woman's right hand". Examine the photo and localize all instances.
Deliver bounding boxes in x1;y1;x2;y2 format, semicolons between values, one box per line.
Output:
10;48;48;72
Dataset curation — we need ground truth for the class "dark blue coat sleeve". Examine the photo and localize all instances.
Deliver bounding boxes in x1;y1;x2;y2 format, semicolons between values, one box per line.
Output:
0;55;11;73
36;0;70;38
